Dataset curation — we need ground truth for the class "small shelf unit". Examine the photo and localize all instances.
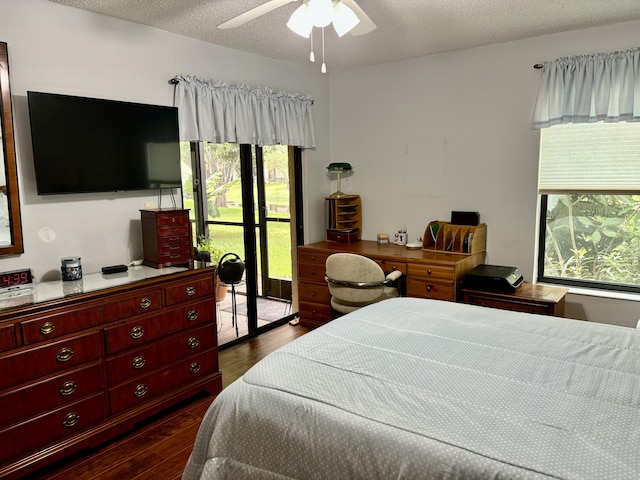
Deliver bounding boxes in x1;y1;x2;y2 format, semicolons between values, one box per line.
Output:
324;195;362;238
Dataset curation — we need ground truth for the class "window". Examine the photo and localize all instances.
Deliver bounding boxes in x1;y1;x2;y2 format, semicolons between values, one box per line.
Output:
537;123;640;292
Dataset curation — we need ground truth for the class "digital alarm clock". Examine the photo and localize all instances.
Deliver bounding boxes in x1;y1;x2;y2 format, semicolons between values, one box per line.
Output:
0;268;33;289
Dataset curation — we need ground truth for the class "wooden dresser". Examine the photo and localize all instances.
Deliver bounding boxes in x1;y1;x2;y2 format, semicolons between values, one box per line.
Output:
0;265;221;479
141;209;193;268
297;241;485;328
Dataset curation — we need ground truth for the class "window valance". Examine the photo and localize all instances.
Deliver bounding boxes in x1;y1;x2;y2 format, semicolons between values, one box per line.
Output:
172;75;316;148
531;48;640;129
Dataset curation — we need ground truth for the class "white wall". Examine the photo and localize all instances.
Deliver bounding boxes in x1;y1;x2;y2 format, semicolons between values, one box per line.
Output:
0;0;330;280
329;21;640;326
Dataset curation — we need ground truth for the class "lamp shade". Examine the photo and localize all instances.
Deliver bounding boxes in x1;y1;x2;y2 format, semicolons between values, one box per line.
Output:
327;162;352;172
287;4;313;38
332;2;360;37
308;0;333;28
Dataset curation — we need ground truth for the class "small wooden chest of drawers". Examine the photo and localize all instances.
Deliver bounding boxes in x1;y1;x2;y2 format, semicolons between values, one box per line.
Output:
462;283;568;317
141;209;193;268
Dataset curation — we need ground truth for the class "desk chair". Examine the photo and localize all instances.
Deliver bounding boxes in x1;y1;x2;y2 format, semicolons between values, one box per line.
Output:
325;253;403;314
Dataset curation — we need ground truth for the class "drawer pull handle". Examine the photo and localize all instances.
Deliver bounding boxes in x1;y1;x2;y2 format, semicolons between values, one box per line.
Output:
134;384;148;397
130;326;144;339
427;269;432;275
189;362;201;374
186;286;197;296
311;255;316;261
56;347;74;362
311;291;316;297
132;356;146;369
40;322;55;335
188;337;200;349
426;285;433;292
59;381;77;396
62;412;80;428
311;269;316;275
139;297;152;309
187;310;199;322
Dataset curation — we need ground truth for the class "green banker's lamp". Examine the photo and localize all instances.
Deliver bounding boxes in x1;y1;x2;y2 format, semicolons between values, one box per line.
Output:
327;162;353;198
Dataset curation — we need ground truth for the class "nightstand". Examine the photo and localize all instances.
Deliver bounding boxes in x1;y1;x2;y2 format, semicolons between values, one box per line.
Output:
462;283;568;317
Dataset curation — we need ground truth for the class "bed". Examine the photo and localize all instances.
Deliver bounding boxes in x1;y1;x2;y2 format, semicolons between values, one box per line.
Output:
183;297;640;479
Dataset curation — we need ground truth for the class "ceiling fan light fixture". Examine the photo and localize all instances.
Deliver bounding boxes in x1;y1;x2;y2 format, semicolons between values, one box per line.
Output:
332;2;360;37
308;0;334;28
287;4;313;38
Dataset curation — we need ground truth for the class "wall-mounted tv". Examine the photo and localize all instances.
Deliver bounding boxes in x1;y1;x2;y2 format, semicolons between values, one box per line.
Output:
28;91;182;195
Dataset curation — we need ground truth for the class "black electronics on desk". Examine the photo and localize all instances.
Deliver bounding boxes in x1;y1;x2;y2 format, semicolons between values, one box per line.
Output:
464;264;524;293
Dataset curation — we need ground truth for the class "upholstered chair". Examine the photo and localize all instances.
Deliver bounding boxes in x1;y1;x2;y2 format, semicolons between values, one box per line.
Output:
325;253;402;314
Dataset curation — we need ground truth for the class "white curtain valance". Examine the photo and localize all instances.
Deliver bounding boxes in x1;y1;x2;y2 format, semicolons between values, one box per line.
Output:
531;48;640;129
172;75;316;148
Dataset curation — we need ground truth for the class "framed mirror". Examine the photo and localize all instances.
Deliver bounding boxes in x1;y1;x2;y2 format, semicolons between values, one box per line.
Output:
0;41;23;255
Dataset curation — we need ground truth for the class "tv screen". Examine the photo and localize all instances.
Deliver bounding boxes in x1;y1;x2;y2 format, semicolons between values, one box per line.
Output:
28;91;182;195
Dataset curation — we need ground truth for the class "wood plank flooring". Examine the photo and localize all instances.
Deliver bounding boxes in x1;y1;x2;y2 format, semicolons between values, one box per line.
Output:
32;323;309;480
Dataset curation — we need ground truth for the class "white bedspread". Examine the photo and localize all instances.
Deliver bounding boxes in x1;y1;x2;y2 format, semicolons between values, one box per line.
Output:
183;297;640;479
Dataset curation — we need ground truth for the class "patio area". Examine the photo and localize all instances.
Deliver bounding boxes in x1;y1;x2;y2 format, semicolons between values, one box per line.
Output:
216;286;293;346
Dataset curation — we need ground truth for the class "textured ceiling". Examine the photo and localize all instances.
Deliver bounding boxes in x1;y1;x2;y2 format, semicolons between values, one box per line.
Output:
50;0;640;72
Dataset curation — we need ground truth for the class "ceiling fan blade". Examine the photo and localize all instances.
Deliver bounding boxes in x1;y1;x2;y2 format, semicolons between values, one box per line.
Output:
342;0;377;35
218;0;299;29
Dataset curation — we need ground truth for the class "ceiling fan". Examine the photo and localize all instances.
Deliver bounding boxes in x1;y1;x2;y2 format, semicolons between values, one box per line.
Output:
217;0;377;37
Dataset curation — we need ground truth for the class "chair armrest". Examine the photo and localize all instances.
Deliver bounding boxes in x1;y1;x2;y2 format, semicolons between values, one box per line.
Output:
385;270;403;282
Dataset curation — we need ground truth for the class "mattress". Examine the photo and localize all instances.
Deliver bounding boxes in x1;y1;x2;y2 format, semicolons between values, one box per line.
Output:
183;297;640;479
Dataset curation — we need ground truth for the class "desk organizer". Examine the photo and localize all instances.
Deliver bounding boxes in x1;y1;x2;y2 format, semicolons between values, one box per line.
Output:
422;221;486;255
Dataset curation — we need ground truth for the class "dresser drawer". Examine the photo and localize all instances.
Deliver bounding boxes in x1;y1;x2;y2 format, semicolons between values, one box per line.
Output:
154;211;190;227
108;349;217;414
158;240;192;256
299;301;334;324
406;278;455;301
157;224;191;237
155;250;193;266
106;324;217;386
0;392;105;464
408;263;455;280
0;323;16;353
165;275;214;306
104;298;214;354
0;361;103;428
298;282;331;304
0;331;103;391
298;262;327;284
372;259;407;275
298;250;330;266
20;288;162;345
465;294;551;315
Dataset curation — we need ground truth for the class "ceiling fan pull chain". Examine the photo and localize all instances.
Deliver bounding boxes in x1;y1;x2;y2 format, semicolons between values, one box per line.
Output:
310;29;315;62
321;27;327;73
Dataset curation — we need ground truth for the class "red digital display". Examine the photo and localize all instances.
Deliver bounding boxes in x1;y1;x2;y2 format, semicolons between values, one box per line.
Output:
0;269;32;288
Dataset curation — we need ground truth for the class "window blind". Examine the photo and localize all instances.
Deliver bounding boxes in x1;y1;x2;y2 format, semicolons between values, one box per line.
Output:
538;122;640;193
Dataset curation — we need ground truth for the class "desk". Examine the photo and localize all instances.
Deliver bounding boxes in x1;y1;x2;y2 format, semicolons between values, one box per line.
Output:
297;240;485;328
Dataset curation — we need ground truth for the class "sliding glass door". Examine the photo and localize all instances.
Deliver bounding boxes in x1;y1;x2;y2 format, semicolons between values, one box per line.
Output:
181;142;299;346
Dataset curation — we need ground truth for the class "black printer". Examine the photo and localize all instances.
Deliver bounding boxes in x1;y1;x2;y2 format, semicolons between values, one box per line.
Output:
464;264;524;293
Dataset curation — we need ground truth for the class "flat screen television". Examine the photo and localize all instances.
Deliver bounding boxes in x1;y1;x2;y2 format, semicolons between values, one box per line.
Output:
28;91;182;195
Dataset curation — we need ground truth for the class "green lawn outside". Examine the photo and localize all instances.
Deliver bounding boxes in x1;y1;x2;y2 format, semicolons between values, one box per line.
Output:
183;182;292;279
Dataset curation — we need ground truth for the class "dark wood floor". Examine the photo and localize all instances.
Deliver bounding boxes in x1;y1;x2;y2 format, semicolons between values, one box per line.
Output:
33;323;309;480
